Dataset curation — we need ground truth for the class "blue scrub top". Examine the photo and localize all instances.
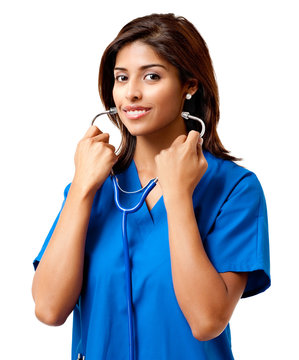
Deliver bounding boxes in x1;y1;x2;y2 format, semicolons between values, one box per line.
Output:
34;150;271;360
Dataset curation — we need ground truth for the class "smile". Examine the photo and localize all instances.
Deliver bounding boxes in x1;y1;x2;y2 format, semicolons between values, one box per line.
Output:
123;107;151;119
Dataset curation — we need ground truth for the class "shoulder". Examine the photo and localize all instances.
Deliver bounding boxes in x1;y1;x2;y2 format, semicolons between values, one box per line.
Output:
202;150;264;197
200;153;270;297
194;151;267;231
63;182;72;197
204;150;249;179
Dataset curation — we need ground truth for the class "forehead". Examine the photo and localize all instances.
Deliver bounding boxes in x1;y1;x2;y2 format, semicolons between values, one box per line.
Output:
115;41;169;68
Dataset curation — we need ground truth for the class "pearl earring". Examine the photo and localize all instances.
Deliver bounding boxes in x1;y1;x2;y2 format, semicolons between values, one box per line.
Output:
186;93;192;100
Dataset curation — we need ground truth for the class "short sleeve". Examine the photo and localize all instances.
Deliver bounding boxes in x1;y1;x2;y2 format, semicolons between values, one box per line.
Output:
204;172;270;298
33;183;71;270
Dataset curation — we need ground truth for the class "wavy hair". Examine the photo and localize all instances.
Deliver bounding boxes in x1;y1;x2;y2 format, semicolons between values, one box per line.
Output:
98;13;240;173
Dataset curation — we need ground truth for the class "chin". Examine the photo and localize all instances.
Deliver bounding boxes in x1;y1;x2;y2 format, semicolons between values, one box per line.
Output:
125;125;155;137
123;119;171;137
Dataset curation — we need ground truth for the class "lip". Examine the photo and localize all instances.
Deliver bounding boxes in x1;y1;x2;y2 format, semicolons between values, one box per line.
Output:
122;105;151;120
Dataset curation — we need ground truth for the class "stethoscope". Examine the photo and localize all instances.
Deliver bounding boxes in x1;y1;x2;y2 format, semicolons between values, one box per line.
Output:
77;108;205;360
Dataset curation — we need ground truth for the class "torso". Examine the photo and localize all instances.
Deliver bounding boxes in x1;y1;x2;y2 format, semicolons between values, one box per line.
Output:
74;151;247;359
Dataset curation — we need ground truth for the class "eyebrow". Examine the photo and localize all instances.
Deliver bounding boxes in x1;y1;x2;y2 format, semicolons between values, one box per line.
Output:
114;64;167;71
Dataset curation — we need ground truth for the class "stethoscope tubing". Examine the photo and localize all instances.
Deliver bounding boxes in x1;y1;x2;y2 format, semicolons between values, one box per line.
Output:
112;175;158;360
89;108;204;360
121;211;134;360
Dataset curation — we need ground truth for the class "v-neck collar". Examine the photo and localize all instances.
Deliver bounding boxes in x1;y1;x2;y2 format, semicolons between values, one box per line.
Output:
115;159;164;225
131;160;163;220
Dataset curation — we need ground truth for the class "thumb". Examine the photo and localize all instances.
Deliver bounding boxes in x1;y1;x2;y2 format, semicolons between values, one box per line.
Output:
186;130;201;152
82;125;103;139
198;136;203;147
197;136;204;157
170;134;187;147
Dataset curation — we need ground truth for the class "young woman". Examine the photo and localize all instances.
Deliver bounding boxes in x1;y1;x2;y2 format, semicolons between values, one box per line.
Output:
32;13;271;360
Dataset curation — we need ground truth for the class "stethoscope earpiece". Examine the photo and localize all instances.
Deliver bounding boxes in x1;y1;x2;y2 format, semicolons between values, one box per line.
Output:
91;107;118;126
181;112;205;138
91;109;205;138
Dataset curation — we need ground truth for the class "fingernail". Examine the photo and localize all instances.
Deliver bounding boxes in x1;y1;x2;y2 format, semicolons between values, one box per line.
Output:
198;137;203;145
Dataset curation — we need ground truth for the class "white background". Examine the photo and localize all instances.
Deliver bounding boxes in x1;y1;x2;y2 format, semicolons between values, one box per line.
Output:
0;0;298;358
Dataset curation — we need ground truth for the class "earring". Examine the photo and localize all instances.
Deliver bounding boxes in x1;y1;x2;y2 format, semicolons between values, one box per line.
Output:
185;93;192;100
181;112;205;138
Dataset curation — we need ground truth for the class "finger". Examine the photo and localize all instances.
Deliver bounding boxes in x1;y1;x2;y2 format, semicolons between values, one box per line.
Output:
197;138;204;157
105;143;117;153
93;139;117;154
170;134;187;147
186;130;200;143
186;130;201;152
92;132;110;143
82;125;103;139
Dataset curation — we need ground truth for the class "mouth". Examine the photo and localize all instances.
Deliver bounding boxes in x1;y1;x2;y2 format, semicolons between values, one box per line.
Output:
122;106;151;120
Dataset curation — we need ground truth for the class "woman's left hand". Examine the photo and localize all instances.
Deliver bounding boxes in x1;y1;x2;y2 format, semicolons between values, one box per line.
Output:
155;130;208;201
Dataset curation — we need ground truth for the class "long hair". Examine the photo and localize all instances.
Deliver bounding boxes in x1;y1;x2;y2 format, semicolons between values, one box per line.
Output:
98;13;240;173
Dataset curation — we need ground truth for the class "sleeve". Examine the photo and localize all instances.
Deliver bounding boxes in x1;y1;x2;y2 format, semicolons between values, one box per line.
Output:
33;183;72;270
204;172;270;298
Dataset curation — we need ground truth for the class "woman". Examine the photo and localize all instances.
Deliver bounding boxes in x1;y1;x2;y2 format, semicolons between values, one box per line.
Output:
32;13;270;359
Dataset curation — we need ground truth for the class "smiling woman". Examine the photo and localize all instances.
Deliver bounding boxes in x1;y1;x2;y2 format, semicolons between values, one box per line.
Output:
99;14;241;174
112;41;191;139
32;13;270;360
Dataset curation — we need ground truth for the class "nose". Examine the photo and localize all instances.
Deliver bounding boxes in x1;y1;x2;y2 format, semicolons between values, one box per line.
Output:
125;79;142;102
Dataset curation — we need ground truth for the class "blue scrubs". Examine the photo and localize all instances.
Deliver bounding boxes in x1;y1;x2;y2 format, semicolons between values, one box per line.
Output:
34;150;270;359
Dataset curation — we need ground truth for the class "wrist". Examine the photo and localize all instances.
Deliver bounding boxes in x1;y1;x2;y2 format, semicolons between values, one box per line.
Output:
70;179;100;201
163;190;193;209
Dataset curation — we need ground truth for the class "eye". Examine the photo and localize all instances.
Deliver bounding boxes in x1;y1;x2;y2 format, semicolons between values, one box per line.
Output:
115;74;128;82
144;73;160;81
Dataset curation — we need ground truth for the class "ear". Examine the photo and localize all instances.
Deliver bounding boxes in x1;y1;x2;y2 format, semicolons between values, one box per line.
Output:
184;78;199;97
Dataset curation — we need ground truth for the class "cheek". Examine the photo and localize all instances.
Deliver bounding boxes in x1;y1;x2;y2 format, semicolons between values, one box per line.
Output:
112;87;118;104
149;82;183;104
158;85;184;112
112;85;124;105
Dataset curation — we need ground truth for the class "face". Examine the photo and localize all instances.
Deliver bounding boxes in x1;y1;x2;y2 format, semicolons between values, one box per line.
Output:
112;41;194;138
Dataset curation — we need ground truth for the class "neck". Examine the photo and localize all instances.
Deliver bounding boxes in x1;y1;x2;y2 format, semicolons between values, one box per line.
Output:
133;119;187;175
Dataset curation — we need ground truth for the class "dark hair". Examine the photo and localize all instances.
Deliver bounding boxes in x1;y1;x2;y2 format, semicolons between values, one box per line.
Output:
98;13;240;173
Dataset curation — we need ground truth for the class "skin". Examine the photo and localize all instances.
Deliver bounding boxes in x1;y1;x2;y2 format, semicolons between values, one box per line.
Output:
32;41;248;341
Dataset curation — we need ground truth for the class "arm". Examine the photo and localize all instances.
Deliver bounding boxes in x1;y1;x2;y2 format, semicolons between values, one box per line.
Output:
32;183;94;326
32;126;118;326
155;131;247;341
165;193;247;341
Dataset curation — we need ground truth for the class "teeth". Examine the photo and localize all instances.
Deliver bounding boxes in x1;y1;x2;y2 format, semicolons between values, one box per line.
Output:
126;110;147;115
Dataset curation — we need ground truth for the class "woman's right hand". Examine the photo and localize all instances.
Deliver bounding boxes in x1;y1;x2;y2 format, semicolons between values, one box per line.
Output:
72;126;118;196
33;125;115;325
